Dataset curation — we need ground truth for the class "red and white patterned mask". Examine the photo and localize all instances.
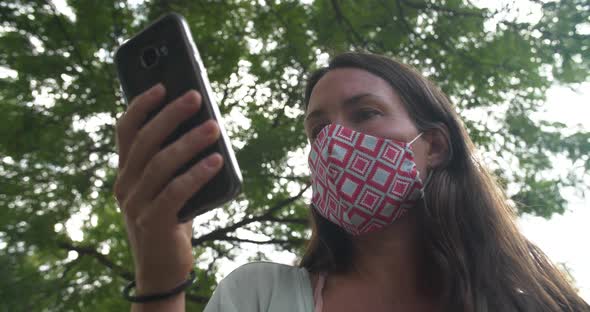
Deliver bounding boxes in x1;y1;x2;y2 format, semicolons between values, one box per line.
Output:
308;124;425;235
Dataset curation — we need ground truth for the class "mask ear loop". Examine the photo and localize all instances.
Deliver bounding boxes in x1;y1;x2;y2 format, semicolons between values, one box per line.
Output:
420;170;433;208
423;170;433;190
408;132;423;146
406;132;432;204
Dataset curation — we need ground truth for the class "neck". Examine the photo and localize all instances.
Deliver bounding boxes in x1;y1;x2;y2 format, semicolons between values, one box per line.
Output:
344;213;435;304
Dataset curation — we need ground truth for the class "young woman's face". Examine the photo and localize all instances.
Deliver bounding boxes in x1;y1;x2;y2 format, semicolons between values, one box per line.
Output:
304;68;430;180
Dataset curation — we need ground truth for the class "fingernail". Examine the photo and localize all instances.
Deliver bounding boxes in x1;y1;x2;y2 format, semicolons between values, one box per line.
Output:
183;90;200;105
150;83;164;95
205;154;221;168
202;121;217;135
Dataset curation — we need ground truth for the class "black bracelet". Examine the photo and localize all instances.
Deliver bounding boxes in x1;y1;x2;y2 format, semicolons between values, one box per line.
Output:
123;270;196;303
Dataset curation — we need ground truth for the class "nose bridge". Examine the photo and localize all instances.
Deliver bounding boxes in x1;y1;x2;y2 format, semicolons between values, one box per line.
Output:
330;111;351;129
316;107;354;131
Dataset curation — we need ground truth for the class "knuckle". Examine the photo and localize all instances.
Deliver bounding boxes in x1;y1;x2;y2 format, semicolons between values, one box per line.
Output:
121;188;145;222
133;205;154;229
134;127;150;148
161;179;186;204
194;160;218;186
169;137;189;156
140;162;156;185
135;213;149;230
150;148;173;172
142;163;158;184
121;196;139;222
113;177;126;202
185;165;205;187
188;130;207;149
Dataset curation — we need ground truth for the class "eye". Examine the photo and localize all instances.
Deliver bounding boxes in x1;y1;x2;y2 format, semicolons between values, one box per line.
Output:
352;109;382;122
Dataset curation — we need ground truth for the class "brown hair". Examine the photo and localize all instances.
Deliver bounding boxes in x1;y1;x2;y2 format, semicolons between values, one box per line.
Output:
299;52;589;311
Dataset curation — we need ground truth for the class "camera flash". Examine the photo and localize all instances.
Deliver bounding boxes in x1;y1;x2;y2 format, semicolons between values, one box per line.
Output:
159;45;168;56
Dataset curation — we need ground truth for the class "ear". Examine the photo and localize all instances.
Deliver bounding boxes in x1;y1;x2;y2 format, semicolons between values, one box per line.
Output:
423;124;450;169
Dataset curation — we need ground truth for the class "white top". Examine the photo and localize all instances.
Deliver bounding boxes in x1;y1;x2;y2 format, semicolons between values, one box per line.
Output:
203;262;325;312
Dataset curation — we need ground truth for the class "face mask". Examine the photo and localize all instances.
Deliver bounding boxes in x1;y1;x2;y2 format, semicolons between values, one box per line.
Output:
308;124;427;236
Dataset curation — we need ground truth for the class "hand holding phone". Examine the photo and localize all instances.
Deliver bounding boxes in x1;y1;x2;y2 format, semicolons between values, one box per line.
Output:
112;13;243;299
113;84;218;297
114;13;242;222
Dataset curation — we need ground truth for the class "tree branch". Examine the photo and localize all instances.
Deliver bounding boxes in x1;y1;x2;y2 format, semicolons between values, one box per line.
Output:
399;0;487;18
392;0;517;72
329;0;371;50
43;0;92;74
262;3;314;129
216;235;305;246
57;240;133;281
57;240;211;303
263;173;310;183
393;0;480;68
266;1;309;68
264;216;308;225
192;184;310;246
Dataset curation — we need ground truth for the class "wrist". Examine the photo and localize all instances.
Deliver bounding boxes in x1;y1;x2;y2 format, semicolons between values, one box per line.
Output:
135;269;193;294
124;270;196;303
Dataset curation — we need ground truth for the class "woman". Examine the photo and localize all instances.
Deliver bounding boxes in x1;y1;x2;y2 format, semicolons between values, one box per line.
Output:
114;52;589;311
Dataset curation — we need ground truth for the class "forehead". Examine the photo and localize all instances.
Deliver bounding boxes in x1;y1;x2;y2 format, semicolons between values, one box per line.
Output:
307;68;397;113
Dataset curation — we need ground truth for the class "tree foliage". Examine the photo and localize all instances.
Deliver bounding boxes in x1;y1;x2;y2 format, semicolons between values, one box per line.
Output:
0;0;588;310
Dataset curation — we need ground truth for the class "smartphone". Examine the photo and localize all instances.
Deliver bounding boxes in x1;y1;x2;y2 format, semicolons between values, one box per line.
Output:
114;13;242;222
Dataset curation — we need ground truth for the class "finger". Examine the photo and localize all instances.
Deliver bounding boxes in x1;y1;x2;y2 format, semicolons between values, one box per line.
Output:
117;90;202;201
125;90;202;178
114;84;166;203
184;221;193;238
116;83;166;170
138;119;220;201
119;118;219;220
141;153;224;227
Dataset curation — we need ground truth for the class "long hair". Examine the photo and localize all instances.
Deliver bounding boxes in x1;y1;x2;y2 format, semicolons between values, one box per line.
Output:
299;52;589;311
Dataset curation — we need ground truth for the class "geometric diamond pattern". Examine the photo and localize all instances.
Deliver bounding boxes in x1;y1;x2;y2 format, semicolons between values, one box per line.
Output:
309;124;424;236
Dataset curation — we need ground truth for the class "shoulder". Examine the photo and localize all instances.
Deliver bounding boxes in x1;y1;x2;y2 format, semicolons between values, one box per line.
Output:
220;261;307;289
204;262;313;312
225;261;305;278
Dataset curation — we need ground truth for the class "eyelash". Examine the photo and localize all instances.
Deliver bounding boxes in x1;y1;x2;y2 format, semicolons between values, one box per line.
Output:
310;109;382;139
353;109;382;122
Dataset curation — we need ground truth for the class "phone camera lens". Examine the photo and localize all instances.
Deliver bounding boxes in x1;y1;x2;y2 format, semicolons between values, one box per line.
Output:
140;47;159;68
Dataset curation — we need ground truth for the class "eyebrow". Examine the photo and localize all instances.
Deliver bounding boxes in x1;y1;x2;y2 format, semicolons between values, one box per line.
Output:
304;93;379;123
